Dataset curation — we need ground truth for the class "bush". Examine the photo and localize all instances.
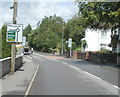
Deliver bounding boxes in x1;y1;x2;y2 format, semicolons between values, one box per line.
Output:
97;49;112;54
1;24;11;58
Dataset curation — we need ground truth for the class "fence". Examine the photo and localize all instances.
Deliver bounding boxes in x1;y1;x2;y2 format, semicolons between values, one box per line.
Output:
0;56;23;77
88;52;117;63
72;50;117;64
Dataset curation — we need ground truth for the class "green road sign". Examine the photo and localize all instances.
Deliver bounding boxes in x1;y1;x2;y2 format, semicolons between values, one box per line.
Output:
7;30;16;42
6;24;23;42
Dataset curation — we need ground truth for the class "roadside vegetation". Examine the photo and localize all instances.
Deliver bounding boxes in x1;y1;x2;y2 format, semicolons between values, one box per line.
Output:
24;14;85;53
0;24;11;58
1;2;119;58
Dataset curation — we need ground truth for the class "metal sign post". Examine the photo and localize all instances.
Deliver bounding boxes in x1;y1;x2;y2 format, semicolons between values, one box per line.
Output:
22;36;26;46
7;24;23;72
68;38;72;58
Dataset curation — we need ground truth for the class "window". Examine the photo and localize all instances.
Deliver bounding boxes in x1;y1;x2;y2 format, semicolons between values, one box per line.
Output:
100;44;107;50
101;30;107;39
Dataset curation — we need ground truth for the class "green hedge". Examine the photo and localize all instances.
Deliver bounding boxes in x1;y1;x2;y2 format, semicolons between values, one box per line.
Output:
1;24;11;58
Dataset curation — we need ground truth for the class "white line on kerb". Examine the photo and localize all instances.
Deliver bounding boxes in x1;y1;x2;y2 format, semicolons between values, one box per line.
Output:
84;71;101;80
113;85;120;89
63;62;104;80
63;62;120;89
24;64;40;96
69;65;80;70
27;56;33;60
102;66;120;72
33;56;38;58
62;62;68;65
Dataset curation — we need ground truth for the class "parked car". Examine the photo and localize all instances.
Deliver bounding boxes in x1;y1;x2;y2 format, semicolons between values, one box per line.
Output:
23;47;31;55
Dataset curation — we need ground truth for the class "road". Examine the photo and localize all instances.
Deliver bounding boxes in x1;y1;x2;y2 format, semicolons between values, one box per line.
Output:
26;52;119;95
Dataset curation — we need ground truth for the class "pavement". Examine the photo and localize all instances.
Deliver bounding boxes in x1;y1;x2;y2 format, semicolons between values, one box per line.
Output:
2;56;38;96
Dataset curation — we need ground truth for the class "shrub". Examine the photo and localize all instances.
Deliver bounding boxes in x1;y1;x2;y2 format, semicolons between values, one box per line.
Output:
97;49;112;54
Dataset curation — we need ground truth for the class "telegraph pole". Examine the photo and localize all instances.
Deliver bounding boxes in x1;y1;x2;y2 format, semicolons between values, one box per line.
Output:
61;23;64;55
61;34;64;54
10;0;18;72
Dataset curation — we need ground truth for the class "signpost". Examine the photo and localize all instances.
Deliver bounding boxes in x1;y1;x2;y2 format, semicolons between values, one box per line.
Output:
7;24;23;42
8;0;19;73
68;38;72;58
22;36;26;46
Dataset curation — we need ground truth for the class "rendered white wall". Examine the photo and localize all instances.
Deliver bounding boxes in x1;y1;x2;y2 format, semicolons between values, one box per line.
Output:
84;28;112;51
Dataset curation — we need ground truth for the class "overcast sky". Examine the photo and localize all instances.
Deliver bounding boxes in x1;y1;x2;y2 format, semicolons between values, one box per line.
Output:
1;1;78;29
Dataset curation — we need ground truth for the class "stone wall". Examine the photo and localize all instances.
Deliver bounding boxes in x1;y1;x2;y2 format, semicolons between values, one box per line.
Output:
72;50;117;64
0;56;23;77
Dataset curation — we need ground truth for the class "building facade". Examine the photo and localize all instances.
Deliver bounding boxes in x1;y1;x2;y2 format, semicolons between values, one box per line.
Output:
82;28;112;52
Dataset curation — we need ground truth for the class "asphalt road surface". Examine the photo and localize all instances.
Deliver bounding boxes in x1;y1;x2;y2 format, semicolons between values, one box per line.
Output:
27;52;119;95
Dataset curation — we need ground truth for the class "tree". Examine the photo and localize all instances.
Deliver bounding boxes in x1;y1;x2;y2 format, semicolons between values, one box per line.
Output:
1;24;11;58
23;24;32;40
77;2;120;29
65;15;86;48
0;28;2;59
28;15;65;52
27;30;36;48
77;2;120;51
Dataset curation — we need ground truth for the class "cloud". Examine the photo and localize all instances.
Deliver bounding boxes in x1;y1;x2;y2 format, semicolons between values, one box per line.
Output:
2;0;74;3
1;2;78;29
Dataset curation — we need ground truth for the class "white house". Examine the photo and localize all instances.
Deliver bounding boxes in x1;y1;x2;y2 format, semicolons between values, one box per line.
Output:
81;28;112;52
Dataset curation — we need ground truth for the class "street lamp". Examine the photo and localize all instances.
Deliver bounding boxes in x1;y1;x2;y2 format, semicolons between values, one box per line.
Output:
56;21;65;55
61;23;64;55
113;25;120;66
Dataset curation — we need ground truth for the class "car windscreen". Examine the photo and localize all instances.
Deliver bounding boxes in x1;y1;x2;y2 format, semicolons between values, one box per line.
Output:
24;48;29;52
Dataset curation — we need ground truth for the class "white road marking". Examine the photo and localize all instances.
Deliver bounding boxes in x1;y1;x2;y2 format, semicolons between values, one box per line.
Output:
102;66;120;72
69;65;80;70
48;58;58;61
32;56;38;58
34;53;45;57
62;62;68;65
61;61;120;89
113;85;120;89
24;64;40;96
84;71;102;80
26;56;33;60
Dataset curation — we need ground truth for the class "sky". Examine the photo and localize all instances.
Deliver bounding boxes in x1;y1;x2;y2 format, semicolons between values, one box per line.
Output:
1;0;78;29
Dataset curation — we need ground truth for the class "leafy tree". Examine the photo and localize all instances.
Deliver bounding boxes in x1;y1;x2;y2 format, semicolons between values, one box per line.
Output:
82;40;87;50
77;2;120;51
1;24;11;58
28;15;65;52
77;2;120;29
23;24;32;40
0;28;2;58
65;15;86;48
27;29;37;48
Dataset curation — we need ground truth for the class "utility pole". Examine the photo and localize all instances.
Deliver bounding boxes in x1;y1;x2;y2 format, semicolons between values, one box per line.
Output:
70;47;72;58
61;34;64;54
68;38;72;58
61;23;64;55
10;0;18;72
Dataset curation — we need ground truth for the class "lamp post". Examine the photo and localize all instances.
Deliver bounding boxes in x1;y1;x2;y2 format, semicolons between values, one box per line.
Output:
117;26;120;66
61;24;64;55
56;21;64;55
